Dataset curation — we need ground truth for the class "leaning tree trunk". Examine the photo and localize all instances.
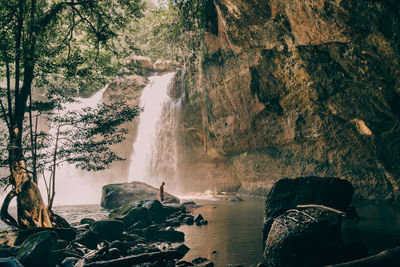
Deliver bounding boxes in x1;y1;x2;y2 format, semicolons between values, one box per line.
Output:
6;133;52;228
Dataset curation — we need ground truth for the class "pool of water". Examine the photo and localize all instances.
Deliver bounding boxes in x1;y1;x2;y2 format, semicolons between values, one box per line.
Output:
1;200;399;267
179;199;400;266
178;199;265;266
342;202;400;254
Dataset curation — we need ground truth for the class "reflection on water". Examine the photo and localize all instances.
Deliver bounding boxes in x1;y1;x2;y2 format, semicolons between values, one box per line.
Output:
179;199;265;266
342;202;400;254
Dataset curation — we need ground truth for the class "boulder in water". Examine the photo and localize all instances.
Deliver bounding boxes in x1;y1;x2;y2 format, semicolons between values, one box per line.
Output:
101;181;180;209
264;207;343;266
263;176;353;242
16;230;58;267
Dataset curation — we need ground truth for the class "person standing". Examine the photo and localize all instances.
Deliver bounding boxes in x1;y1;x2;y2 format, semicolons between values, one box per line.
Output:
160;182;165;202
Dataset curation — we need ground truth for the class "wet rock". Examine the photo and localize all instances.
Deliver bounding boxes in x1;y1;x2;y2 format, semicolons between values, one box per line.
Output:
264;207;343;267
55;239;69;250
108;248;121;260
109;240;127;255
182;216;194;225
80;218;96;225
15;227;76;246
195;220;208;226
109;205;151;229
143;200;184;223
175;244;190;256
91;220;124;241
176;260;194;266
0;257;23;267
148;228;185;242
263;177;353;242
16;230;58;267
165;218;181;227
192;257;209;265
75;230;101;249
194;214;204;223
101;181;179;210
228;196;243;202
61;257;79;267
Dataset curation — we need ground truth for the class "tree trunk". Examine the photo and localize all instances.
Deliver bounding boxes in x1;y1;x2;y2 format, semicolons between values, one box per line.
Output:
11;159;52;228
8;131;52;228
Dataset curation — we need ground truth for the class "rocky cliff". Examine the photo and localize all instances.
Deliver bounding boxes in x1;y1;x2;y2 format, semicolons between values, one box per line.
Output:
179;0;400;200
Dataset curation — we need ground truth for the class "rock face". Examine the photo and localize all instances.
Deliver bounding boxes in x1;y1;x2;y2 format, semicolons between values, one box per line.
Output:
179;0;400;201
101;181;180;209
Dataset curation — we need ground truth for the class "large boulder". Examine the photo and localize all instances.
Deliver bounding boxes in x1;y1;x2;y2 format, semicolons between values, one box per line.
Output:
143;200;184;223
15;227;76;246
264;207;343;266
101;181;180;209
263;176;354;243
16;230;58;267
108;204;152;228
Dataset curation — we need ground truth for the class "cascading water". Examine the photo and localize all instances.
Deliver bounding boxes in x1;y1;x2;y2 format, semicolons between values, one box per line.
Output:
128;72;181;194
39;87;108;206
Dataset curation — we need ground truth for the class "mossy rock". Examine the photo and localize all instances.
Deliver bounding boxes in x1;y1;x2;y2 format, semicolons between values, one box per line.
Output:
16;230;58;267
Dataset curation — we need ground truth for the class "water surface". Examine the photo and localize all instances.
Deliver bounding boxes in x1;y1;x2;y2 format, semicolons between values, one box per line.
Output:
179;199;265;266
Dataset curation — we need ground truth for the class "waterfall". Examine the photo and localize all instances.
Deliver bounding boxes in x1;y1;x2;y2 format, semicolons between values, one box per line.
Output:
128;72;181;195
39;86;108;206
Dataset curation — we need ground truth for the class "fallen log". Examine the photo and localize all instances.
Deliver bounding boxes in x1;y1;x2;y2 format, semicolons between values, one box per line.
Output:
326;246;400;267
83;250;187;267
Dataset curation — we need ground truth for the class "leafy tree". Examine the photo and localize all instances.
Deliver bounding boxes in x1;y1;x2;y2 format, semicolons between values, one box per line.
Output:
0;0;144;228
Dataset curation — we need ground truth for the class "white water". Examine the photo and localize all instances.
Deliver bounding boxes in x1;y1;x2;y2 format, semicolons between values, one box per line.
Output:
128;72;182;194
38;87;108;206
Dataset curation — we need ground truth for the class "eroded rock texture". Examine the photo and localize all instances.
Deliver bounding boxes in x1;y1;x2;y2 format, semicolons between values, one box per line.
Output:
179;0;400;200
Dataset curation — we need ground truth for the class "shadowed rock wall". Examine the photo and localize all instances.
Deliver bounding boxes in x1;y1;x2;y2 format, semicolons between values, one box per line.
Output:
179;0;400;200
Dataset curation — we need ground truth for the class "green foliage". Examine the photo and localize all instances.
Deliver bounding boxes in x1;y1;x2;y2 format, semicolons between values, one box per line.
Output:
0;0;145;192
48;101;142;171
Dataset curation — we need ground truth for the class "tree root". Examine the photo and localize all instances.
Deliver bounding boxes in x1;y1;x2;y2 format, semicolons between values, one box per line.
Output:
0;190;19;228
